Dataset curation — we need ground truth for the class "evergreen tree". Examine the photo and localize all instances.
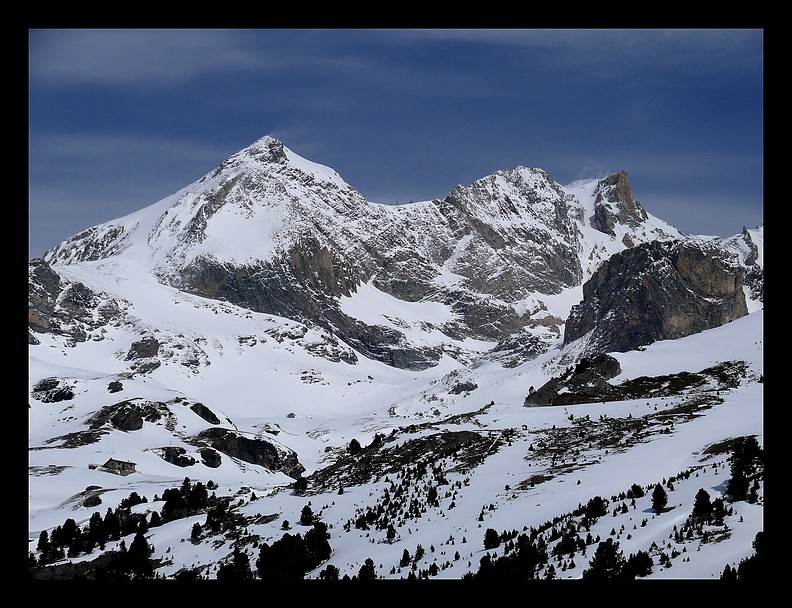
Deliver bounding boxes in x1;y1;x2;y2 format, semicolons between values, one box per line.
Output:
293;476;308;494
319;564;340;580
205;504;228;533
476;554;495;580
217;547;253;581
484;528;500;550
160;487;188;521
400;549;411;568
300;504;315;526
726;436;764;502
148;511;163;528
625;550;653;577
36;530;49;554
584;496;608;522
127;530;154;579
187;481;208;509
582;539;628;579
357;558;376;580
721;564;738;581
305;521;332;567
67;528;86;558
651;484;668;513
691;488;713;523
348;438;362;455
735;531;764;581
711;497;727;525
256;533;309;580
629;483;645;498
104;507;121;540
51;518;79;547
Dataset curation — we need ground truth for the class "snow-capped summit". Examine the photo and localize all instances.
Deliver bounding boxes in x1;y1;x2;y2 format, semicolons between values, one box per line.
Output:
28;137;763;581
43;136;370;270
38;136;757;372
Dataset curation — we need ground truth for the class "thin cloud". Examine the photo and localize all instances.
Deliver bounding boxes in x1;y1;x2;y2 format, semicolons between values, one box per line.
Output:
30;132;231;169
393;28;763;75
29;29;269;86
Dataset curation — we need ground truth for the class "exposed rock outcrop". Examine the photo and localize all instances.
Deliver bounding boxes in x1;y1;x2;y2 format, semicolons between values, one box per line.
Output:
31;378;75;403
160;446;197;467
196;427;305;478
524;354;621;406
28;258;124;343
88;399;171;432
564;239;748;355
190;403;221;425
593;171;649;237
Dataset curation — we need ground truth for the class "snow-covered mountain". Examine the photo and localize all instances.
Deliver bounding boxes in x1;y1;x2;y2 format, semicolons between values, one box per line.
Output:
28;136;764;581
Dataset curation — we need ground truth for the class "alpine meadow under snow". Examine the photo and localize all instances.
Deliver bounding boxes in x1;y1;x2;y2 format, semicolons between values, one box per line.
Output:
28;136;764;582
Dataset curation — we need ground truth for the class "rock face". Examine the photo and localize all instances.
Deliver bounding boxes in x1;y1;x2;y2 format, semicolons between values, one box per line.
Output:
196;428;305;478
31;136;763;371
155;148;596;369
31;378;75;403
28;258;124;345
89;400;169;432
189;403;221;425
524;354;622;407
564;239;749;355
593;171;649;238
738;227;764;303
160;446;197;467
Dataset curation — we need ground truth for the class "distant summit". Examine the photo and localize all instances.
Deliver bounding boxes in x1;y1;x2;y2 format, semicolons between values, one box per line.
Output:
38;136;759;368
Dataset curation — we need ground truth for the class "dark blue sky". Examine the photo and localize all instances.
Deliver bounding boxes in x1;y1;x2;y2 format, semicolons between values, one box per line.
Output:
28;29;763;259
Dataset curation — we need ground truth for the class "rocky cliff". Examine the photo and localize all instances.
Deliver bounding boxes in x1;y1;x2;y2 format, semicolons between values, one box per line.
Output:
564;239;749;355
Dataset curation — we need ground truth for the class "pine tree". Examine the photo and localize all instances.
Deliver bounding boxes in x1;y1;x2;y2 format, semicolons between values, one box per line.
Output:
127;531;154;579
726;436;763;502
319;564;340;580
293;476;308;494
582;539;628;579
217;546;253;581
721;564;738;580
36;530;49;554
651;484;668;513
357;558;376;580
625;550;653;577
256;533;309;580
735;531;764;580
691;488;713;523
584;496;608;521
300;504;315;526
484;528;500;549
305;521;332;567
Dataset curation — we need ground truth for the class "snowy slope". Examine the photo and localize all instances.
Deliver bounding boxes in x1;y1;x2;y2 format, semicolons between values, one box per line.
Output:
28;136;763;581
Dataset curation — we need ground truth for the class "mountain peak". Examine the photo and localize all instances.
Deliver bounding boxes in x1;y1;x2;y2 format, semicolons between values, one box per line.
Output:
211;135;350;193
240;135;289;164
